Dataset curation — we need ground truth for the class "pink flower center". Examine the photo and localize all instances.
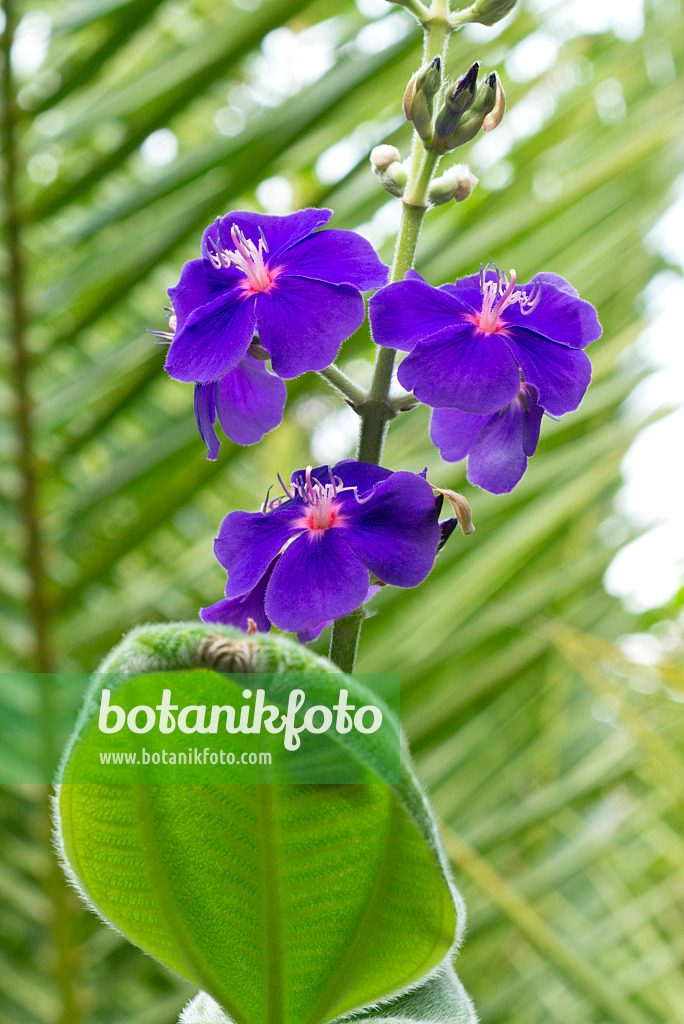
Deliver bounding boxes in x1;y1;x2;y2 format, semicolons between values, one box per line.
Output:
265;465;377;535
295;466;343;534
206;224;278;294
472;264;541;333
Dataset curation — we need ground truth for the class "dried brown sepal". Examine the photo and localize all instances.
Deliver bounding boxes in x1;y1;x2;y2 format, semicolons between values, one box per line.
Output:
432;487;475;535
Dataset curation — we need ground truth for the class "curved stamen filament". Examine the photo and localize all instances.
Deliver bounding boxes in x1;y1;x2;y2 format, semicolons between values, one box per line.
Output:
206;224;276;293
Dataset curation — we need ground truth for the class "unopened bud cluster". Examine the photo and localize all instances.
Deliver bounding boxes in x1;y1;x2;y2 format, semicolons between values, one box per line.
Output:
433;63;505;151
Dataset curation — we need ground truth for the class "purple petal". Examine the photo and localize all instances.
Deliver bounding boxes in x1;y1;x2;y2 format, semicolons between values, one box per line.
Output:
296;584;380;644
200;560;275;634
534;272;579;298
202;209;332;266
194;382;220;461
296;621;329;644
397;326;521;413
369;279;465;351
256;278;364;378
520;382;543;456
168;258;241;328
501;274;601;349
467;400;529;494
442;272;481;294
430;407;489;462
165;290;256;383
215;355;287;446
332;459;394;496
341;472;439;587
215;506;304;599
265;531;369;633
504;327;592;416
278;230;388;290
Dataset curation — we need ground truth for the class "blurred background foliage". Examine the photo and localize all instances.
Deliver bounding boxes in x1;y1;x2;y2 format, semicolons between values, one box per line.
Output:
1;0;684;1021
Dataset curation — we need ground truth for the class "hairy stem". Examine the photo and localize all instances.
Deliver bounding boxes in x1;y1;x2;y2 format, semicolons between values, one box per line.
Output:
328;3;452;671
328;606;366;674
317;364;367;408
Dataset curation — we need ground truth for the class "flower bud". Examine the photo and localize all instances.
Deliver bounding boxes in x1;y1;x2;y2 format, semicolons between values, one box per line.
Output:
469;0;517;25
370;144;402;173
482;76;506;131
403;56;442;141
428;164;478;205
439;71;499;150
433;62;479;149
378;160;408;198
370;146;407;197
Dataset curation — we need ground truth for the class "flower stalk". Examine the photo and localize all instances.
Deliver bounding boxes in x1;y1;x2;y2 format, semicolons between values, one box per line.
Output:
328;0;452;672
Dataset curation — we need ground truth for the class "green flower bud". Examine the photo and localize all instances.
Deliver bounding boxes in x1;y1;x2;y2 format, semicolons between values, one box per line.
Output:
370;144;402;173
403;56;442;141
428;164;478;205
469;0;517;26
378;160;408;198
370;146;407;197
433;62;479;149
482;76;506;132
440;71;500;151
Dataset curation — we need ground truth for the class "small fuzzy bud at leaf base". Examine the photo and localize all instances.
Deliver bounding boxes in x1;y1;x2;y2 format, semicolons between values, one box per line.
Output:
370;144;402;173
428;164;478;205
403;57;441;141
482;77;506;131
469;0;517;25
433;62;479;148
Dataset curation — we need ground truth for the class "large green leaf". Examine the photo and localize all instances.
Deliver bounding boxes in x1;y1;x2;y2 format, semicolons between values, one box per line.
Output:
180;961;477;1024
56;623;460;1024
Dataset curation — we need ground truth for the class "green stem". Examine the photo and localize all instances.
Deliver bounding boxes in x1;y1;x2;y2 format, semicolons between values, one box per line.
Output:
317;364;367;408
393;0;431;20
328;3;451;671
328;606;366;674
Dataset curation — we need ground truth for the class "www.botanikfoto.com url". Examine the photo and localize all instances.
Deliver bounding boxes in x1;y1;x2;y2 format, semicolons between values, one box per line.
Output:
98;749;273;766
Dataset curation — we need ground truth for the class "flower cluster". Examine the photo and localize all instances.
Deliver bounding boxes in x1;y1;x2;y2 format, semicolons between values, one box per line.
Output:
369;265;601;492
201;461;441;637
164;208;387;458
155;203;601;638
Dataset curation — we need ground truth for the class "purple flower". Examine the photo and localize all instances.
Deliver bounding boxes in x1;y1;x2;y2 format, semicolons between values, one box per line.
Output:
209;460;440;634
369;265;601;416
165;208;388;384
194;351;287;459
431;382;544;493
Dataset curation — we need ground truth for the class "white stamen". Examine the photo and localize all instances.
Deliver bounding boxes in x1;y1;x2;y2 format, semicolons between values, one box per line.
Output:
477;263;542;332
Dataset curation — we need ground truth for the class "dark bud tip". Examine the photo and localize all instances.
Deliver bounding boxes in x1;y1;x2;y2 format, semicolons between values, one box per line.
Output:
438;517;460;552
431;55;441;70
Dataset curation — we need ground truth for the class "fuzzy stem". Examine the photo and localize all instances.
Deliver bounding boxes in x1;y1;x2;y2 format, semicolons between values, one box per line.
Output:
328;3;451;671
317;365;367;408
328;606;366;674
